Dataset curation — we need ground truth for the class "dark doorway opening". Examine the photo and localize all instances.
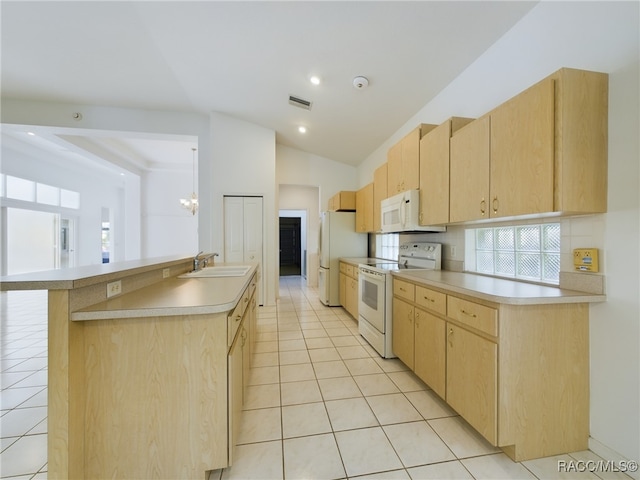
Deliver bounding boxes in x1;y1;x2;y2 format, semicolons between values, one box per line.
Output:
279;217;301;276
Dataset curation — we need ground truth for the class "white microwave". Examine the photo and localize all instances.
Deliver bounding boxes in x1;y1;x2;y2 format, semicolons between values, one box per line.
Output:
381;189;446;233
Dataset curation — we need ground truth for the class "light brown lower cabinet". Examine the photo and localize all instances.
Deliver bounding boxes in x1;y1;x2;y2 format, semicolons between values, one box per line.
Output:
414;309;446;400
392;277;589;462
446;323;497;444
339;262;359;319
392;298;414;369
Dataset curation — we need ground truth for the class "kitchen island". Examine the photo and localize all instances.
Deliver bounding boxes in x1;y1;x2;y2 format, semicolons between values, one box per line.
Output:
391;269;605;462
1;257;258;479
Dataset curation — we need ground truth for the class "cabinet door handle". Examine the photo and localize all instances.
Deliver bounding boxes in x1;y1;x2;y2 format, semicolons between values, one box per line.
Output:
480;198;486;216
460;309;477;318
235;314;242;322
399;287;406;292
448;327;454;347
492;196;499;214
423;296;435;303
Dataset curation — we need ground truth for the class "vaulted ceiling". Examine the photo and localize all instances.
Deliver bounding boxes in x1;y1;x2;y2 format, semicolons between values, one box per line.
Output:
1;1;537;170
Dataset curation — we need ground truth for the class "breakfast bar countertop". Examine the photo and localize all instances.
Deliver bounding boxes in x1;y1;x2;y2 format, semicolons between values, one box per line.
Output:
0;255;193;291
71;264;258;321
392;269;606;305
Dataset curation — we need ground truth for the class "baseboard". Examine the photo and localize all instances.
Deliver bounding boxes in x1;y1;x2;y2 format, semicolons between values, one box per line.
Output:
589;437;639;480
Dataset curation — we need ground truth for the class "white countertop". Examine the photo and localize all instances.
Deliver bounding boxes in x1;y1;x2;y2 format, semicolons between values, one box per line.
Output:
72;265;257;320
393;270;606;305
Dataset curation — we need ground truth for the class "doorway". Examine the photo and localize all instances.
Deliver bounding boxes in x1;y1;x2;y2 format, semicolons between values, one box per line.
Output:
279;217;301;276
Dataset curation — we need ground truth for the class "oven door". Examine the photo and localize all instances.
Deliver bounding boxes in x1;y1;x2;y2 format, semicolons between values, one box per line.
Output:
358;266;387;333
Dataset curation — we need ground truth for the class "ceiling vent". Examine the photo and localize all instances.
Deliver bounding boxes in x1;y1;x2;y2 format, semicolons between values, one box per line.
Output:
288;95;312;110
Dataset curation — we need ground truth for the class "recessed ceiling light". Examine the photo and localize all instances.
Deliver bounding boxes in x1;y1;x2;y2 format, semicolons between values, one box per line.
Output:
27;132;36;136
298;126;307;134
310;76;321;86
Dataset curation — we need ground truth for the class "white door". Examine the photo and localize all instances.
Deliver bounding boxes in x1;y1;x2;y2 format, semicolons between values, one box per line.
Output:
224;197;245;263
224;196;264;305
243;197;262;265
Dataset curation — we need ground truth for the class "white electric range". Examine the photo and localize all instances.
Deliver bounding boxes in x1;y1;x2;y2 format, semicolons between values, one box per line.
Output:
358;242;442;358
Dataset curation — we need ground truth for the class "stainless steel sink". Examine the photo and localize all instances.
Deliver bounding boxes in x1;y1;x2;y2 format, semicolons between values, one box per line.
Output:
179;265;251;278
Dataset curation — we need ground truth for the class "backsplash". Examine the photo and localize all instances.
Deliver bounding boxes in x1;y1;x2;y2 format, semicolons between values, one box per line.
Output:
377;215;606;294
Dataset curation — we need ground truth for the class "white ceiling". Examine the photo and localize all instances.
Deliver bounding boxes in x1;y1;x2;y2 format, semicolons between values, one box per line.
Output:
1;1;537;171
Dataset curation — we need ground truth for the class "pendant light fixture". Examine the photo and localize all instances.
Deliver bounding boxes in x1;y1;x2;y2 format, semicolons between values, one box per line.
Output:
180;147;198;215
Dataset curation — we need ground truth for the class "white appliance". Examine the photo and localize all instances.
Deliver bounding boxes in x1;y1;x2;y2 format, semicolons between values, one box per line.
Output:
358;242;442;358
381;189;446;233
318;211;368;306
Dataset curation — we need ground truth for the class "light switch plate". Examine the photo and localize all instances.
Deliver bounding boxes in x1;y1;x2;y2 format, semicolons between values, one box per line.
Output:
573;248;599;272
163;268;171;278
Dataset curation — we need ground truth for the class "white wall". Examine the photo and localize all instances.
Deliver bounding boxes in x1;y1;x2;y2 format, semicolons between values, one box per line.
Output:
142;169;198;258
209;112;277;306
358;1;640;467
0;100;210;263
1;136;126;267
276;144;359;211
276;145;360;290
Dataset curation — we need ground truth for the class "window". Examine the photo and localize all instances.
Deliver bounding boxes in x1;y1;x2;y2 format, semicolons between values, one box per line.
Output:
376;233;399;261
37;183;60;206
101;222;111;263
6;175;35;202
60;189;80;209
467;223;560;284
1;174;80;209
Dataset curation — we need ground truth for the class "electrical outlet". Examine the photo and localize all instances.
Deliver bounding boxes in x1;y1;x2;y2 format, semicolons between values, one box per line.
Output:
163;268;171;278
450;245;457;258
573;248;599;272
107;280;122;298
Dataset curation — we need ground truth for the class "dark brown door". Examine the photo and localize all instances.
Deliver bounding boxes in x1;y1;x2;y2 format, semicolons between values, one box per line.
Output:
279;217;301;276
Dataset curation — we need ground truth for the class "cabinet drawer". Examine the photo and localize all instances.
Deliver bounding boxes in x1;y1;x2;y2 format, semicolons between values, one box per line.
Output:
415;286;446;316
447;296;497;337
394;279;415;302
228;289;249;347
342;264;354;277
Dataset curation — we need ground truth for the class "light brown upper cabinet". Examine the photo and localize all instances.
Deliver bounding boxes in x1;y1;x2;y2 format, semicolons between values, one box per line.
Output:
387;124;436;196
450;116;491;222
373;163;387;232
419;117;474;225
449;68;608;223
355;183;374;233
490;77;555;218
327;191;356;211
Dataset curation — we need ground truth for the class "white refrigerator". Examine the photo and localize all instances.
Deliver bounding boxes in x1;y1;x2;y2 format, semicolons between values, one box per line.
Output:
318;211;368;306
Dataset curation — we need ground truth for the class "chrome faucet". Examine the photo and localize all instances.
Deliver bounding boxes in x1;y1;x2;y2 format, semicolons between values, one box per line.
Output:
193;251;204;271
193;251;219;271
203;252;219;268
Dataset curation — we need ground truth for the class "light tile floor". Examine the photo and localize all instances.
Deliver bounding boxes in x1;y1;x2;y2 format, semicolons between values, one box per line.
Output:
0;280;632;480
1;290;48;479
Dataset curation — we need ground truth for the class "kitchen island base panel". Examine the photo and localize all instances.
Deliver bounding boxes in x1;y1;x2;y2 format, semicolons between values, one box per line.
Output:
5;258;258;479
83;314;228;478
